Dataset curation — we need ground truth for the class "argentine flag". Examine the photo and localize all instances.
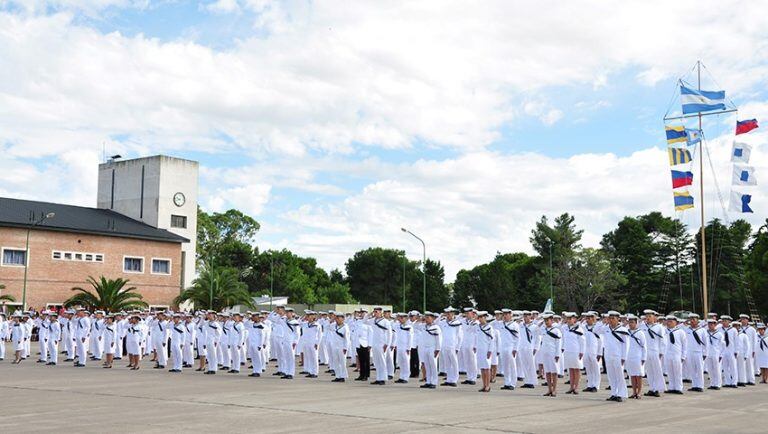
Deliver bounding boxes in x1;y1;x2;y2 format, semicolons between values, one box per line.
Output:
681;85;726;114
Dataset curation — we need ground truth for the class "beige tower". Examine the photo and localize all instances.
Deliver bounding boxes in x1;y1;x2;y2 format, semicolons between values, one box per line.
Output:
97;155;198;290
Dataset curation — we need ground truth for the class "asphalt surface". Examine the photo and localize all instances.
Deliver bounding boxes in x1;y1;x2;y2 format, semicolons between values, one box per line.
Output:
1;343;767;433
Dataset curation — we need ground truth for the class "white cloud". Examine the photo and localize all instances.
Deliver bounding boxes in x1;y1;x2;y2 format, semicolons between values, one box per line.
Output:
205;0;241;15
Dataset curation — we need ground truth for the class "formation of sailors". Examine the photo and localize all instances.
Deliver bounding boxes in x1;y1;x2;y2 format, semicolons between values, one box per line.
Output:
1;306;767;402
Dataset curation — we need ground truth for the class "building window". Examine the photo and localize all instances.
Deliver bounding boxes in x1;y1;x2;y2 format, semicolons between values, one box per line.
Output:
52;251;104;263
52;251;62;260
124;256;144;273
151;258;171;275
2;248;26;266
64;252;72;260
95;254;104;262
85;254;93;261
74;253;83;261
171;214;187;229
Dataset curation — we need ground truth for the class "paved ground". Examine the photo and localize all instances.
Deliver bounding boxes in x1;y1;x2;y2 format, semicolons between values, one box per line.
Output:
1;344;767;433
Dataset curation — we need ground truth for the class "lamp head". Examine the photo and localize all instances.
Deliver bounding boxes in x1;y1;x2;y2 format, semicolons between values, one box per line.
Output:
400;228;407;232
46;212;55;219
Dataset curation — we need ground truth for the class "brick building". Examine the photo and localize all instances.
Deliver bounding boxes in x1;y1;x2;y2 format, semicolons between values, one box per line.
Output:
0;155;198;311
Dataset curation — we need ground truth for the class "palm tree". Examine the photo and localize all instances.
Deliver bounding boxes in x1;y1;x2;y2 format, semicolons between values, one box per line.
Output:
0;283;15;303
175;266;253;311
64;276;148;312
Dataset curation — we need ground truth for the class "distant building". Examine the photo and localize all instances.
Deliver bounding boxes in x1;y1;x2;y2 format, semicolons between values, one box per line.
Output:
0;155;198;311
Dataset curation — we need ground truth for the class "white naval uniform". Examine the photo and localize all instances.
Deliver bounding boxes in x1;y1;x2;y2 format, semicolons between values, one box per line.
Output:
583;323;604;390
247;322;267;374
664;326;688;392
643;322;666;392
439;319;463;384
626;329;647;377
422;323;442;386
600;325;630;399
303;321;322;376
12;322;25;352
539;326;562;374
103;323;117;356
756;333;768;369
47;320;61;364
170;322;187;371
517;321;540;386
36;317;49;362
126;324;142;356
230;322;246;370
686;325;707;389
562;323;586;370
721;325;738;386
90;318;104;360
498;320;519;387
330;322;351;379
460;319;479;381
205;320;222;372
394;322;414;380
706;329;723;388
74;316;91;364
369;317;393;382
0;318;7;359
183;320;196;366
475;323;495;370
736;331;750;384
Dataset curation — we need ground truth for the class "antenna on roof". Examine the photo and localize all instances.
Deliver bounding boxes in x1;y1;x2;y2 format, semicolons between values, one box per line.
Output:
108;154;122;163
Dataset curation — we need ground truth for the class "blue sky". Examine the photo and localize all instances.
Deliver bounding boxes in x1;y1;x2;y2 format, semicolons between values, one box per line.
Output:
1;1;767;279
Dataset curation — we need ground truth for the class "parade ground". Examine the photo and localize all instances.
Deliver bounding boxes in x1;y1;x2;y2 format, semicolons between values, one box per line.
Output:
1;347;766;433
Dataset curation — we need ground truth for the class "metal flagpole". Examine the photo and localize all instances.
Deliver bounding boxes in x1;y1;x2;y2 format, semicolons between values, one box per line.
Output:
697;60;709;317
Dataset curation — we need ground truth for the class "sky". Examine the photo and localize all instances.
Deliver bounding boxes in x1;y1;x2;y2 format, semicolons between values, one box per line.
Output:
1;0;768;280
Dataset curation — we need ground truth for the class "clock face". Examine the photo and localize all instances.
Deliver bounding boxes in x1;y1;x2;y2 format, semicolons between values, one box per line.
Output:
173;192;186;207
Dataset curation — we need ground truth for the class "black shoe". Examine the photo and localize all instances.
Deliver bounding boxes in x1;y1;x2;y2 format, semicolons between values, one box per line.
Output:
688;387;703;392
605;386;611;390
388;375;394;380
64;359;74;362
583;387;597;393
496;373;505;378
299;371;308;375
332;378;346;382
168;369;181;373
461;380;476;385
74;363;86;367
249;373;261;377
747;382;756;386
204;371;216;375
500;385;515;390
228;370;239;374
707;386;720;390
606;396;618;401
394;379;408;384
683;379;692;384
614;397;623;403
441;382;457;387
281;375;294;379
273;372;284;376
521;384;535;389
370;380;385;385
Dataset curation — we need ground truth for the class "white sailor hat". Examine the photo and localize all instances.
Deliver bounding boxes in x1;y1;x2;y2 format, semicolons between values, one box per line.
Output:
372;306;383;311
493;310;501;314
665;315;678;321
443;307;458;313
501;308;512;314
721;315;733;321
531;310;540;314
220;312;231;317
334;312;345;317
328;310;336;315
233;312;244;317
607;310;621;317
425;311;439;318
707;312;718;317
396;312;408;317
66;309;75;314
409;310;420;316
688;313;700;319
522;310;531;315
260;310;269;314
304;309;312;314
12;313;22;318
643;309;657;315
583;311;596;317
285;307;295;312
564;312;577;318
172;313;182;318
463;307;474;312
707;319;717;324
626;314;638;321
739;314;750;319
541;313;554;319
732;321;742;327
383;307;392;312
476;310;488;316
49;312;58;317
207;310;217;314
757;323;766;329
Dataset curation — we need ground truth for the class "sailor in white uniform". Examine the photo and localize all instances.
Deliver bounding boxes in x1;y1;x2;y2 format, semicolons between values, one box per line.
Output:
705;318;723;389
626;314;647;399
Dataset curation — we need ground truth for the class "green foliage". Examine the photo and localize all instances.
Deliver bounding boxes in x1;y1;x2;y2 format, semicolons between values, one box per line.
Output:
175;266;252;311
197;207;260;270
452;252;542;311
64;276;148;312
0;282;15;303
746;220;768;316
345;247;412;306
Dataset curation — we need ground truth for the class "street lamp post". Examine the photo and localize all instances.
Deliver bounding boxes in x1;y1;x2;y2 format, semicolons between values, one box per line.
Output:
401;228;426;312
548;239;554;304
270;255;274;310
402;252;406;312
22;212;55;310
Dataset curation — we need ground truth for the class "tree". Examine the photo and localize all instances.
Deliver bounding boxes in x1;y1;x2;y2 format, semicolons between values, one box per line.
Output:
316;282;357;304
452;253;542;311
345;247;421;307
64;276;148;312
530;213;584;311
746;219;768;317
699;219;752;316
0;282;15;303
197;207;260;270
175;266;252;311
405;259;449;312
246;249;334;305
560;248;627;312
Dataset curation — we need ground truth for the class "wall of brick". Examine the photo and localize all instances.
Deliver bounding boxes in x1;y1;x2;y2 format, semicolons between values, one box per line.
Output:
0;227;183;309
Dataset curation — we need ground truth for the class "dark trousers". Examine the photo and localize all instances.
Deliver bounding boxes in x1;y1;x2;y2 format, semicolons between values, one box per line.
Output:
356;346;371;379
409;347;420;378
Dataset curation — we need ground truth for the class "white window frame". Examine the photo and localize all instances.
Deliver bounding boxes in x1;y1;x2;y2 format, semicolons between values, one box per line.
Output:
1;247;28;267
170;214;187;229
94;254;104;263
123;255;144;274
52;250;105;263
52;251;62;260
150;257;172;275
